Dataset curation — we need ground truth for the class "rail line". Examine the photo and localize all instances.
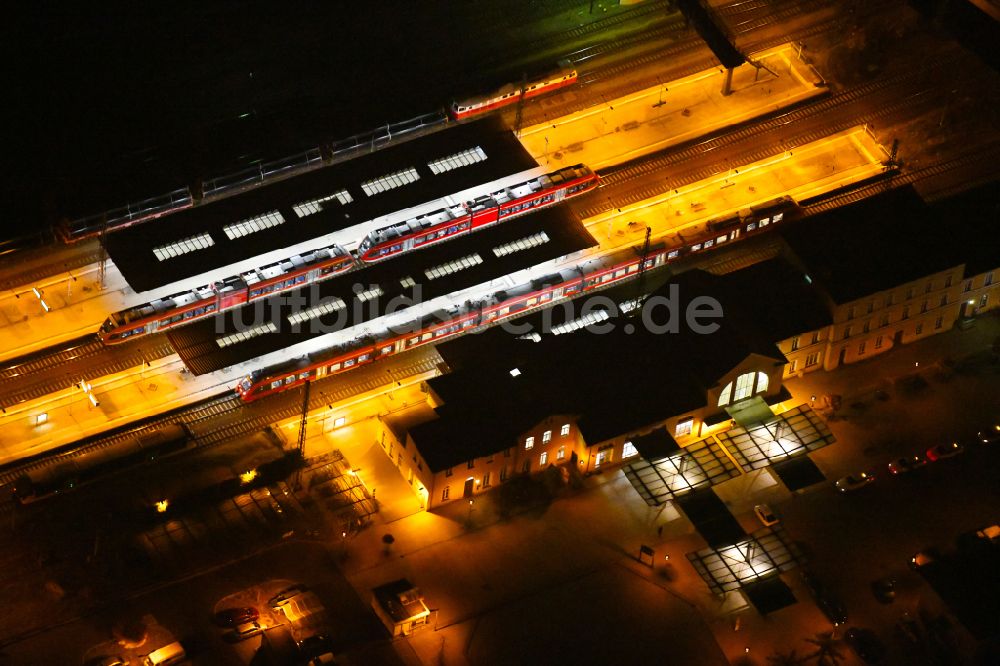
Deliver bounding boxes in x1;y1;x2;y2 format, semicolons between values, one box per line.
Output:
0;350;440;500
577;51;968;217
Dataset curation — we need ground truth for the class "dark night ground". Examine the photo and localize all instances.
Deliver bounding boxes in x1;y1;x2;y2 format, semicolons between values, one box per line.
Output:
4;1;597;240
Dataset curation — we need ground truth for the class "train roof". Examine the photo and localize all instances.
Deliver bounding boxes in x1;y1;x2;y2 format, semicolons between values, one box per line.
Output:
104;116;537;293
168;206;597;376
411;268;789;472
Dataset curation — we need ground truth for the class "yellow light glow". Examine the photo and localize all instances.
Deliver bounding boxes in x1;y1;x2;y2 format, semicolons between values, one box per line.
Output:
240;469;258;484
155;500;169;513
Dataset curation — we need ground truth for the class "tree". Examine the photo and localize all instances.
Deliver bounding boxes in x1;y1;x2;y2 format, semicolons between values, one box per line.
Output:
804;632;845;666
767;648;804;665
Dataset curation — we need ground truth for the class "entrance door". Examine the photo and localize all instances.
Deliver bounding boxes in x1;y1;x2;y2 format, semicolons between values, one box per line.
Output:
463;478;474;498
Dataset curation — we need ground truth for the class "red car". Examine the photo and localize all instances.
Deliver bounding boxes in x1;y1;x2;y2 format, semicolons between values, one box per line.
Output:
214;607;259;627
925;441;964;461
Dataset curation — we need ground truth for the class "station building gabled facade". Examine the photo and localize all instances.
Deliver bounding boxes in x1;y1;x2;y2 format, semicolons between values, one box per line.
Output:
408;269;805;509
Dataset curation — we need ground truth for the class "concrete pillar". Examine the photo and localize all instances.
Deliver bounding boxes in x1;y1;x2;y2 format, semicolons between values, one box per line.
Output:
721;68;734;96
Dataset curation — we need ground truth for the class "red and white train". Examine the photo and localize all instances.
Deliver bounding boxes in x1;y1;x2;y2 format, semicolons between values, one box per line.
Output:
98;165;599;344
449;65;578;120
236;197;800;402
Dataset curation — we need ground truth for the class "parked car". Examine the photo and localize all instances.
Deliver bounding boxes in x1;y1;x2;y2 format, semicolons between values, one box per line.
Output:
977;423;1000;444
214;607;259;627
268;584;308;609
299;635;335;658
925;441;964;461
228;621;265;642
887;455;927;475
845;627;887;663
801;571;847;626
910;547;940;569
835;471;875;493
90;657;129;666
753;504;779;527
871;577;896;604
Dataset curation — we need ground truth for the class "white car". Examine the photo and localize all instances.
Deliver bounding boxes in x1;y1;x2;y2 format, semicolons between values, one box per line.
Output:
754;504;779;527
835;471;875;493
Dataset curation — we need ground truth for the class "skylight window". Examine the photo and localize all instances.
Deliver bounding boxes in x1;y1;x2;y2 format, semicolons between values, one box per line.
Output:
222;210;284;240
424;253;483;280
427;146;488;175
287;298;346;326
216;321;278;347
292;190;353;217
360;167;420;196
551;310;610;335
152;232;215;261
493;231;550;257
356;286;384;302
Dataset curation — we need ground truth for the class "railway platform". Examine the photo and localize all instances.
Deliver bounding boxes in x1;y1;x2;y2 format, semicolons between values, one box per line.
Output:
520;42;827;170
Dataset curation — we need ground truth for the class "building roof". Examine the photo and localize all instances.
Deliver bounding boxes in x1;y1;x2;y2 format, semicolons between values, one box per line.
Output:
104;115;536;292
412;269;787;472
780;186;951;304
929;180;1000;277
169;206;595;375
630;427;681;459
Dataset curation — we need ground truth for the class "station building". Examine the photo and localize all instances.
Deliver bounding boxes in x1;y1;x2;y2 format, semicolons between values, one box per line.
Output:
401;182;999;509
776;184;1000;376
408;264;828;509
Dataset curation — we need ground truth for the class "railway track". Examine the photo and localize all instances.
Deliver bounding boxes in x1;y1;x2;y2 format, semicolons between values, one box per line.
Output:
0;350;441;501
0;336;175;409
577;50;969;217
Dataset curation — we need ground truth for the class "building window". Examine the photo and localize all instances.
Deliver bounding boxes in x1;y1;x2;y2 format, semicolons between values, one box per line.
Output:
945;275;952;288
756;372;769;393
916;323;923;335
487;454;494;464
675;417;694;437
557;446;566;460
847;306;855;319
863;320;870;333
483;472;491;488
446;468;453;477
980;293;990;308
811;331;820;344
623;441;638;458
504;448;511;458
560;423;571;436
920;300;928;314
874;335;883;349
886;293;894;306
733;372;755;402
985;272;993;286
906;287;914;300
902;306;910;320
500;466;508;482
858;341;866;355
935;316;943;330
964;280;972;293
790;336;800;351
542;430;552;443
925;281;932;294
525;436;534;450
843;326;852;340
717;382;732;407
789;359;798;373
442;486;450;501
467;460;475;469
867;301;874;313
880;314;889;328
805;352;820;367
939;294;947;307
540;452;548;465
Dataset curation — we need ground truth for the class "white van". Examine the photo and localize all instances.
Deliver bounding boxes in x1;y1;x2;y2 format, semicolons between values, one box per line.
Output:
143;641;186;666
